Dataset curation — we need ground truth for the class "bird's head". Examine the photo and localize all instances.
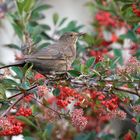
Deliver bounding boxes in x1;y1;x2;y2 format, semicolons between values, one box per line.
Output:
59;32;85;44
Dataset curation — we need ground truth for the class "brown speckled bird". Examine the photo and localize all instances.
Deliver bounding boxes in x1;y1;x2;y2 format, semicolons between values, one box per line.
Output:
0;32;85;74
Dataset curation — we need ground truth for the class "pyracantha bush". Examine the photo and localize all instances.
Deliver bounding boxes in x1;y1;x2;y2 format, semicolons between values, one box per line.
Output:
0;0;140;140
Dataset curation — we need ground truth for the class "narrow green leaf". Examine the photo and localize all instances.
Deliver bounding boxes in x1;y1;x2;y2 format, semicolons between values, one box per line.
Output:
4;44;21;50
113;49;123;65
24;137;35;140
68;70;81;77
1;79;18;87
20;81;30;90
58;17;67;27
12;23;23;39
74;132;96;140
86;57;95;68
53;13;59;25
11;66;23;79
24;64;33;78
43;123;53;139
32;4;52;13
16;116;37;128
136;134;140;140
40;24;51;30
16;0;35;14
23;0;35;12
119;30;137;42
0;84;6;100
59;21;78;33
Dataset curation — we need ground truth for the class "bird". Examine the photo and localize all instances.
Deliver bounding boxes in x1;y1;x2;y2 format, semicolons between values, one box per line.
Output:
0;32;85;75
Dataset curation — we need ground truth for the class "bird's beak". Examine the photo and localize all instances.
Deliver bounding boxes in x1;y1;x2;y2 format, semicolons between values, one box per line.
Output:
78;32;86;37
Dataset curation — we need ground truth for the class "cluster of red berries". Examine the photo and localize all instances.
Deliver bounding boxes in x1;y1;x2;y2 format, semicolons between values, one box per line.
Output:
56;86;82;108
16;107;32;117
0;116;24;136
89;90;105;101
102;96;119;110
95;11;116;27
0;107;32;136
24;94;33;102
132;4;140;17
89;50;106;63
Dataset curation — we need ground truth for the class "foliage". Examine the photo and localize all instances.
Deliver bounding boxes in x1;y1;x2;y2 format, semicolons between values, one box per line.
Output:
0;0;140;140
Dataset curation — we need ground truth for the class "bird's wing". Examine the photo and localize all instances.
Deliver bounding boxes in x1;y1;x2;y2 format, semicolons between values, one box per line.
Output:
27;44;65;60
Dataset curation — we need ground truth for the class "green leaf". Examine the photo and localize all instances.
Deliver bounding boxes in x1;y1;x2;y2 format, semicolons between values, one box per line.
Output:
53;88;60;96
16;116;37;128
74;132;96;140
53;13;59;25
4;44;21;50
1;79;18;87
42;128;48;139
86;57;95;68
80;64;88;74
136;134;140;140
11;66;23;79
0;84;6;100
100;134;115;140
72;59;81;71
24;64;33;79
119;30;137;42
31;25;44;35
43;123;53;139
113;49;123;65
40;24;51;31
83;34;95;46
40;32;54;40
94;62;102;69
23;0;35;12
110;57;120;69
58;17;67;27
85;2;95;11
59;21;82;33
24;137;35;140
12;23;23;39
32;4;52;13
20;81;30;90
16;0;35;14
68;70;81;77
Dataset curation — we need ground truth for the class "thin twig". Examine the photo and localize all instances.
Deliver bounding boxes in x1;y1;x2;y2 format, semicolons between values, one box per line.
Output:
8;84;37;100
114;87;140;97
30;96;62;119
1;85;38;117
1;95;24;117
118;103;134;118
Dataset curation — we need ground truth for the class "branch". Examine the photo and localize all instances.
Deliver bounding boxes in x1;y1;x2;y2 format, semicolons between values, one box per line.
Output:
70;78;140;97
1;85;38;117
1;95;24;117
8;84;37;100
114;87;140;97
118;103;134;118
30;96;62;119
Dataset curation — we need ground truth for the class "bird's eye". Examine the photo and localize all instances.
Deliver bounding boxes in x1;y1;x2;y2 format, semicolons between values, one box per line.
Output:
70;34;73;37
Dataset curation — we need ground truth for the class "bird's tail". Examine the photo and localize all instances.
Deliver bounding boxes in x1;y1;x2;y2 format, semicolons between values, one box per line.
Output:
0;60;25;70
